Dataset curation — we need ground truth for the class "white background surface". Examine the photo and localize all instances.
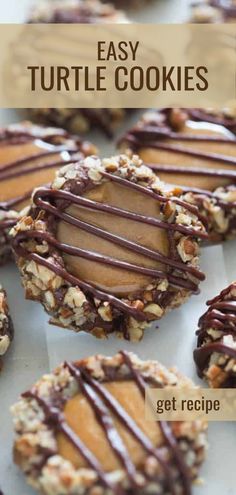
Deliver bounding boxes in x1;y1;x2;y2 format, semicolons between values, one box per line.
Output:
0;1;236;495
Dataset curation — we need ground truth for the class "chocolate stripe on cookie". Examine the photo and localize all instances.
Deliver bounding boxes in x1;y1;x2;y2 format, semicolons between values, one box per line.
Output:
0;123;95;265
0;286;14;358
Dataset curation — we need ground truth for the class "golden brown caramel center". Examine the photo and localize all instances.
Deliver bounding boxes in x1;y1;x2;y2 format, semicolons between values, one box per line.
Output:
0;141;63;209
57;380;162;471
57;180;169;296
140;120;236;191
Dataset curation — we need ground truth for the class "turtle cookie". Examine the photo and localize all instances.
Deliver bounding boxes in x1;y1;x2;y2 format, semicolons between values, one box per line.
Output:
11;351;208;495
194;281;236;388
120;108;236;242
27;0;128;137
0;121;96;264
11;154;206;341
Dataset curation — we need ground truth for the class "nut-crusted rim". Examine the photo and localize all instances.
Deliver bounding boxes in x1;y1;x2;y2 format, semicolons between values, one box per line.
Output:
0;286;14;357
194;281;236;388
11;154;206;341
11;351;207;495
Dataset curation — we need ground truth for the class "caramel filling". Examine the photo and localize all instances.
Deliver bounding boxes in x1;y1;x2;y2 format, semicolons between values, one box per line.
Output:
57;380;162;471
0;141;65;210
139;120;236;191
57;181;169;296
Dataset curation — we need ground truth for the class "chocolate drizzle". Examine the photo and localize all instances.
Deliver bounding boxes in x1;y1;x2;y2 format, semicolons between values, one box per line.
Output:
0;287;14;353
210;0;236;15
101;170;208;228
146;163;236;181
13;231;145;321
194;282;236;378
13;165;206;323
120;351;192;495
187;109;236;134
22;352;192;495
29;3;121;24
31;108;123;139
0;126;92;232
67;362;138;490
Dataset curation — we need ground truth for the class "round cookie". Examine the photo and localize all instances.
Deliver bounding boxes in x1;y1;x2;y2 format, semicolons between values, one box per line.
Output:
0;286;14;361
27;0;128;137
194;281;236;388
191;0;236;23
11;154;207;341
0;121;96;265
11;351;208;495
186;108;236;136
120;108;236;242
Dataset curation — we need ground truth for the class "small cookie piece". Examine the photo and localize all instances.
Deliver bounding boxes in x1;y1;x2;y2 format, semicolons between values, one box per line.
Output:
186;108;236;136
11;351;208;495
0;286;14;358
191;0;236;23
11;154;207;341
27;0;128;137
119;108;236;242
0;121;96;265
194;282;236;388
